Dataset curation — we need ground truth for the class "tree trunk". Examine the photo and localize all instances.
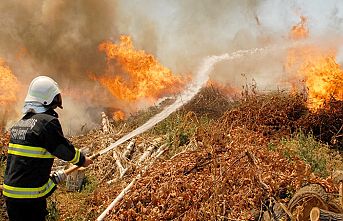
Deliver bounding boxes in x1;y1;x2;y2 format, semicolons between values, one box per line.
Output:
310;207;343;221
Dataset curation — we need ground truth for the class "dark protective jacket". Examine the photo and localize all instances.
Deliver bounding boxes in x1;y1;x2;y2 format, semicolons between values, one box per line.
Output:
3;109;85;200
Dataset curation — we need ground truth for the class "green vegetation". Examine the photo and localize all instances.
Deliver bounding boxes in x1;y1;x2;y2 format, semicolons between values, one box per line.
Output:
279;131;343;178
47;198;59;221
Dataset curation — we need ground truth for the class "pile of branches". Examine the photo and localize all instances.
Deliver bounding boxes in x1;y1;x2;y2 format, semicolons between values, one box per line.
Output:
218;92;308;138
104;127;333;220
94;90;341;220
46;88;342;220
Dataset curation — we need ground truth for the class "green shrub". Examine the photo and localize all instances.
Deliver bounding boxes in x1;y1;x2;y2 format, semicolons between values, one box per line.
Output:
278;131;343;178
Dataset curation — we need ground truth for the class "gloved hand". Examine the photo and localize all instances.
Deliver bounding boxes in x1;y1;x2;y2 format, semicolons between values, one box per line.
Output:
50;170;67;184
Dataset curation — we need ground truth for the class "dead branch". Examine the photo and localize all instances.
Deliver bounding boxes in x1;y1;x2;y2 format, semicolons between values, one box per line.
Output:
245;151;272;192
113;151;127;178
101;112;111;134
137;145;156;166
122;139;135;159
310;207;343;221
98;143;168;221
98;177;139;221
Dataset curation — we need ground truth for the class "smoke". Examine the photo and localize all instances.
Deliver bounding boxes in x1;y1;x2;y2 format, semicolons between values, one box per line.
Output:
1;0;342;132
116;0;343;88
114;0;282;90
0;1;117;78
0;0;119;131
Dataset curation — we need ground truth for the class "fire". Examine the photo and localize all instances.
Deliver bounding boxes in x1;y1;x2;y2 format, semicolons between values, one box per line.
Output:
92;35;186;102
113;110;125;121
285;17;343;110
289;16;309;40
0;59;19;106
0;59;20;129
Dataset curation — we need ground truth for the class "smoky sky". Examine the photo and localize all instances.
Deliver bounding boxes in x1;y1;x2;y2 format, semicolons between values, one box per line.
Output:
0;0;117;84
1;0;343;132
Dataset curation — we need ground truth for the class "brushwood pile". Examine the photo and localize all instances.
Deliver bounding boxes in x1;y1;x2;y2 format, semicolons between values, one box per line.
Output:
0;86;342;220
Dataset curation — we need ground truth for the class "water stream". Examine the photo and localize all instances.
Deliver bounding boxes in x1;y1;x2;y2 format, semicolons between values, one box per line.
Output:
99;47;272;155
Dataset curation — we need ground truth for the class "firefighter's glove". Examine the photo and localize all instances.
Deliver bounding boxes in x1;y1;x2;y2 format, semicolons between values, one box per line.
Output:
51;170;67;184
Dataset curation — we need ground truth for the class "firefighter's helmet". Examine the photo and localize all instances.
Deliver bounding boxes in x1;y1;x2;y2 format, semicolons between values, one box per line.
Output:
25;76;63;108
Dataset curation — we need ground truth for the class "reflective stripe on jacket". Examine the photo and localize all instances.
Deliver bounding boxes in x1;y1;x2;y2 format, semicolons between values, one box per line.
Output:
3;179;56;199
8;143;54;158
3;109;85;200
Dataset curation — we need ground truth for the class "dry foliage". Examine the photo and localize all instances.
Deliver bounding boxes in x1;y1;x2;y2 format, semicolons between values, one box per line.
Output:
0;87;342;221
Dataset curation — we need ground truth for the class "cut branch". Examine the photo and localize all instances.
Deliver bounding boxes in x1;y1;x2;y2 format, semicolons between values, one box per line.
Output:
101;112;111;134
113;151;127;178
137;145;156;166
310;207;343;221
122;139;135;159
98;142;168;221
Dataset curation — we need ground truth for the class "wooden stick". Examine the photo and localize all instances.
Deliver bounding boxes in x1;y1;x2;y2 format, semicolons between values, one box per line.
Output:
137;145;156;166
150;143;168;159
99;144;168;220
340;182;343;209
98;176;139;221
101;112;110;134
106;143;167;185
310;207;343;221
122;139;135;159
113;151;127;178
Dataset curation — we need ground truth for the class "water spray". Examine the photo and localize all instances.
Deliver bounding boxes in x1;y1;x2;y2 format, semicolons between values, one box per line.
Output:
63;46;273;176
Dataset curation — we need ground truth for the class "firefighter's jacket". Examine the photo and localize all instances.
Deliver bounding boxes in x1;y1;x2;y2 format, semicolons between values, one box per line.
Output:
3;109;85;200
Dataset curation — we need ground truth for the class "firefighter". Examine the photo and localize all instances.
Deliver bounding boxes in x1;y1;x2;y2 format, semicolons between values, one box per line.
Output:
3;76;93;221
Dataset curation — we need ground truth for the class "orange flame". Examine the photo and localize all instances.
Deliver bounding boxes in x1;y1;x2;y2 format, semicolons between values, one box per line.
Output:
113;110;125;121
0;59;20;106
0;59;20;129
285;17;343;110
290;16;309;40
92;35;186;102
